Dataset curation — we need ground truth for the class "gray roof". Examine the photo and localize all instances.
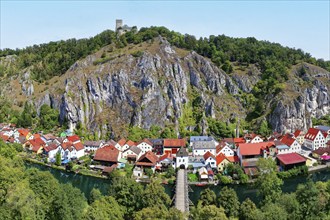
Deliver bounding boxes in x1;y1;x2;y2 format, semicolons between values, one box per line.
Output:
149;139;163;145
276;145;290;150
177;147;188;157
84;140;103;147
127;145;141;155
192;141;216;149
190;136;214;142
315;125;330;132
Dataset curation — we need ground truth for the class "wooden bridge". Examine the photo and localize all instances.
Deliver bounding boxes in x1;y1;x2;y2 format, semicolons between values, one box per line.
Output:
174;169;190;213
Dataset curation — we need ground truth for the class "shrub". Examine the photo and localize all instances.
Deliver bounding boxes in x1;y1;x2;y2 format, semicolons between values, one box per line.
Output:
219;175;233;185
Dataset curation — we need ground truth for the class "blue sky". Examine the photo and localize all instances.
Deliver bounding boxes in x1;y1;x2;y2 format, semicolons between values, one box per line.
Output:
1;1;329;60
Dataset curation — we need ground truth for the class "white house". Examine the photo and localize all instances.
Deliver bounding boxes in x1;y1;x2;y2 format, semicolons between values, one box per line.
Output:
244;133;263;143
190;136;219;147
122;146;142;162
43;144;60;161
304;128;326;150
116;138;126;151
203;151;217;169
136;138;153;154
84;140;104;152
216;145;235;157
122;140;136;152
60;141;85;160
280;134;301;154
176;147;189;169
192;141;217;156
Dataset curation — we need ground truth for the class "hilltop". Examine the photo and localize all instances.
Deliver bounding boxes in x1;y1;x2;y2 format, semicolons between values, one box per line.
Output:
0;27;329;139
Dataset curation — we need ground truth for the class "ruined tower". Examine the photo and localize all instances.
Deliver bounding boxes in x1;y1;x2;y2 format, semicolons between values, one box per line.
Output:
116;19;123;31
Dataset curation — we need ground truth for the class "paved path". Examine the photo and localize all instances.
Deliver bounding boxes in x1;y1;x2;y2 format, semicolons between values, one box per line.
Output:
175;169;189;213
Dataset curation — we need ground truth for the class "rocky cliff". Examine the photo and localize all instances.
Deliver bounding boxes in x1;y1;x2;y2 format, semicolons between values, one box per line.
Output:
1;37;329;137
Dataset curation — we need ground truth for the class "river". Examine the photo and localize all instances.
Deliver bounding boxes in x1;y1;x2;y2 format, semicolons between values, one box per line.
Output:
25;162;330;204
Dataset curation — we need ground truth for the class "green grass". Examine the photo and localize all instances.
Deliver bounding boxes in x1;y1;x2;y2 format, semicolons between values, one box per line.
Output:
188;173;198;182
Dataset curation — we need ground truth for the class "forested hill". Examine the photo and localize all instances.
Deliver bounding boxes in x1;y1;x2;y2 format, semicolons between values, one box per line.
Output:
0;27;329;138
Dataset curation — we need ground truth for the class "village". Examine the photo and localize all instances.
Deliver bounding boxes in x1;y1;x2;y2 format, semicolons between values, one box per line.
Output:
1;122;330;184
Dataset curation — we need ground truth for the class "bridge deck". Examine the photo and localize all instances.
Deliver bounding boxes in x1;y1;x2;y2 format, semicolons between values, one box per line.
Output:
175;169;189;213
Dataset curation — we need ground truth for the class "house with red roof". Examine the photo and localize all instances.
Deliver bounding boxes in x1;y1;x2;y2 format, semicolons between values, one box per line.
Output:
133;151;158;177
216;153;231;172
136;138;153;154
157;153;175;171
115;138;126;151
293;130;305;145
163;139;186;156
43;143;60;161
304;128;325;150
117;139;136;152
280;134;301;154
65;135;81;144
15;128;31;140
244;133;263;143
203;151;217;169
277;153;306;171
25;138;46;154
216;144;235;157
59;141;85;160
94;145;120;166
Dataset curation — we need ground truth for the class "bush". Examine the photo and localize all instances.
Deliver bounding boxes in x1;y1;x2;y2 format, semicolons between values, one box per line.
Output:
219;175;233;185
277;166;308;179
131;51;144;57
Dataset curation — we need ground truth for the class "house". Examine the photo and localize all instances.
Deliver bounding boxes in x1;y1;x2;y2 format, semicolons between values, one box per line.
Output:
17;128;32;140
237;141;275;164
43;143;60;161
65;135;81;144
280;134;301;154
275;142;290;155
244;133;263;143
122;140;136;152
188;157;206;171
25;138;46;154
216;144;235;157
149;139;163;155
315;125;330;143
216;153;231;172
192;141;216;156
134;151;158;177
277;153;306;171
84;140;104;152
59;141;85;160
93;145;120;166
312;146;330;159
203;151;217;169
163;139;186;156
115;138;126;151
190;136;218;147
136;138;153;154
198;167;208;181
293;130;305;145
122;145;142;163
304;128;326;150
41;133;57;143
157;153;175;171
176;147;189;169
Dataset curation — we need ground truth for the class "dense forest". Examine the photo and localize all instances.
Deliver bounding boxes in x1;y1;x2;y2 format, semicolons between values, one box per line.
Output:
1;141;330;220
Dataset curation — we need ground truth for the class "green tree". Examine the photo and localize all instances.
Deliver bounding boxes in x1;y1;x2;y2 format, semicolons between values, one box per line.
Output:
89;188;102;204
256;158;283;204
39;104;59;131
190;204;228;220
142;179;171;208
108;176;144;218
239;198;263;220
55;152;61;166
165;166;175;178
218;186;240;218
198;188;217;206
262;203;288;220
258;120;272;137
276;193;301;220
85;196;124;220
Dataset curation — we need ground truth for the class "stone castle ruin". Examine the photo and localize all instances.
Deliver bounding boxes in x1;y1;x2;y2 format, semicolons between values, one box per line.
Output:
115;19;133;35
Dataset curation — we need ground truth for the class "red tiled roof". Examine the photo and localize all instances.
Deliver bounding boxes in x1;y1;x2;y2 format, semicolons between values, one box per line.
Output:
73;142;84;151
31;144;43;152
293;130;301;137
163;139;186;147
234;137;246;144
238;141;274;156
33;133;41;139
126;140;136;147
117;138;126;146
305;128;322;141
280;134;296;147
137;138;153;146
67;135;80;143
44;143;58;152
216;153;228;165
0;134;9;141
312;146;330;156
158;153;172;162
203;151;215;161
136;151;158;166
227;156;239;163
103;164;117;173
322;132;328;138
61;142;73;150
30;138;45;147
94;145;119;162
277;153;306;165
18;128;30;137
